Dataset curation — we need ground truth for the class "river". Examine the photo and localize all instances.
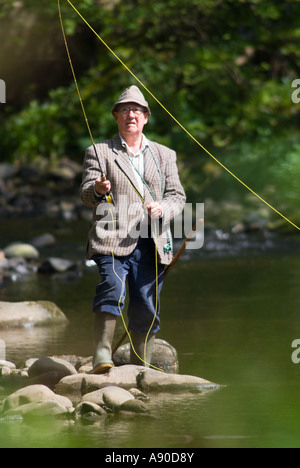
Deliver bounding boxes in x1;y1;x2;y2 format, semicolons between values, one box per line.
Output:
1;219;300;448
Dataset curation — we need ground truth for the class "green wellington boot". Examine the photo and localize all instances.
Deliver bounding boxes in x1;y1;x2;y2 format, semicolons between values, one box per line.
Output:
92;313;116;374
130;332;155;368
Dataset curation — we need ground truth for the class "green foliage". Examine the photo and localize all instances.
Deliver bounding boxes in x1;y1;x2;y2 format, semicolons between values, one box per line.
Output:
1;0;300;222
0;0;14;18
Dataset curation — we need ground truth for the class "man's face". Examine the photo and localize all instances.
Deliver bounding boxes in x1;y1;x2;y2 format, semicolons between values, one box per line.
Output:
113;102;149;138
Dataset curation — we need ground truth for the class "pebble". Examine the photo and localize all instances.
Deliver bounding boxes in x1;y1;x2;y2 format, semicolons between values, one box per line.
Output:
0;360;16;370
0;367;12;377
0;301;68;329
128;388;150;402
0;246;81;284
119;399;149;414
102;386;135;411
75;401;106;417
38;258;78;274
4;243;39;260
30;234;56;249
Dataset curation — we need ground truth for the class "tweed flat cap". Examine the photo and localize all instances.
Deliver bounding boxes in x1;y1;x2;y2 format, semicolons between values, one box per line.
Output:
112;86;151;115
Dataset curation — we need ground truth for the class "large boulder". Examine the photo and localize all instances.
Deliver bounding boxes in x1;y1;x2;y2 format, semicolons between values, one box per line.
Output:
27;357;77;389
54;374;87;403
81;365;141;395
54;364;220;403
1;384;73;418
55;365;142;403
4;400;72;418
28;357;77;379
82;386;134;412
102;386;135;412
113;339;179;374
0;301;68;328
137;368;220;393
81;388;107;406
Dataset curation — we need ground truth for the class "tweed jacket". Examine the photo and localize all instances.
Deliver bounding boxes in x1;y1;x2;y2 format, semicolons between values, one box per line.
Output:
80;135;186;265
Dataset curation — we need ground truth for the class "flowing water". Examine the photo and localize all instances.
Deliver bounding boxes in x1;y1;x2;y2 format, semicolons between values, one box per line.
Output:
1;219;300;448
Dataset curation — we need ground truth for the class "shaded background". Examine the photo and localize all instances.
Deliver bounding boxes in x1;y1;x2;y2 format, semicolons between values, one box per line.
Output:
0;0;300;230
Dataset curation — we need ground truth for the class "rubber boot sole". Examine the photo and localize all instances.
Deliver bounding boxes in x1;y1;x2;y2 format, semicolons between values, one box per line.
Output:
90;363;114;375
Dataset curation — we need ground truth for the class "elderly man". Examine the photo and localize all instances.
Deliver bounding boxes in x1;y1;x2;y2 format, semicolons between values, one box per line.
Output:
81;86;186;374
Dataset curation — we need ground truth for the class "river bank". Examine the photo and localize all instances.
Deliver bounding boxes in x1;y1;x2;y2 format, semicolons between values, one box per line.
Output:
2;159;300;260
1;213;300;287
0;161;296;236
0;161;91;221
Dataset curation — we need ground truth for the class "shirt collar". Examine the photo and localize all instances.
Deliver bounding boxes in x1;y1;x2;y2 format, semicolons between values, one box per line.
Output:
119;134;149;157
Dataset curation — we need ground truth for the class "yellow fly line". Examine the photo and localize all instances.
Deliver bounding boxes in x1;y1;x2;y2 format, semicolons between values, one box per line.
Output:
58;0;163;370
58;0;299;371
65;0;300;232
110;214;163;371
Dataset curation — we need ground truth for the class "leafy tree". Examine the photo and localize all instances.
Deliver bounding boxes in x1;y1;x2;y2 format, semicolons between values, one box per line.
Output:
1;0;300;225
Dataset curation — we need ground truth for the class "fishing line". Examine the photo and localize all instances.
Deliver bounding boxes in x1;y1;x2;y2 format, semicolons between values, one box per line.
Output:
58;0;163;371
59;0;147;206
110;210;163;371
66;0;300;232
145;220;160;369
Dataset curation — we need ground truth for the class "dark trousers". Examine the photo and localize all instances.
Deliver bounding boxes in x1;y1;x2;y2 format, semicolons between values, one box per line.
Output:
93;237;165;334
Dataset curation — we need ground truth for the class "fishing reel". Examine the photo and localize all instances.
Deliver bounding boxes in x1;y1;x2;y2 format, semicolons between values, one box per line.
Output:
101;174;115;205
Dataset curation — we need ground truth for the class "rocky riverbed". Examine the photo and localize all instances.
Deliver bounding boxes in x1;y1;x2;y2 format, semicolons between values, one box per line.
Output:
0;356;220;422
0;160;91;221
1;160;296;262
0;302;220;422
0;239;84;287
2;159;300;299
0;160;92;284
1;220;299;291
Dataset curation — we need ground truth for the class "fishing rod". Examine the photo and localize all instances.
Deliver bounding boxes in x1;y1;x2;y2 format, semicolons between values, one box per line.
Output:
65;0;300;233
58;0;114;205
58;0;205;367
164;218;204;279
112;218;204;356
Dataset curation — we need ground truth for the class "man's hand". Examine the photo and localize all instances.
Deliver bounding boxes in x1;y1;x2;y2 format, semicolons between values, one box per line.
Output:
95;178;111;196
147;202;163;219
